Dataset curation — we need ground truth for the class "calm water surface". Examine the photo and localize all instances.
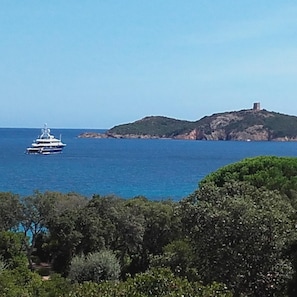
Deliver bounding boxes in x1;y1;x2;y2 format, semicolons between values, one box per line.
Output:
1;128;297;200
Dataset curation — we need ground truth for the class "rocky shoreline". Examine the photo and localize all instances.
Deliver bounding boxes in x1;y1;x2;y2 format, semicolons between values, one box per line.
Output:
78;132;162;139
77;131;297;141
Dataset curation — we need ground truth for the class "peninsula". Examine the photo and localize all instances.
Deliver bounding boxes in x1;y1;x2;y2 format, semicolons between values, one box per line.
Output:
78;103;297;141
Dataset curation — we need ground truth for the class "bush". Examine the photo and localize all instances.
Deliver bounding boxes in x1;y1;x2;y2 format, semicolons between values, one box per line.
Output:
68;250;120;283
67;268;232;297
0;266;42;297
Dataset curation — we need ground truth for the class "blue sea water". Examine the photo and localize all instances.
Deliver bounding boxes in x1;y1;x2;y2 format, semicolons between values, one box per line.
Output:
1;128;297;200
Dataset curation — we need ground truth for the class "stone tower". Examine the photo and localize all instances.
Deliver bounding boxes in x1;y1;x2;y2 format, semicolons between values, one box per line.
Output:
253;102;260;110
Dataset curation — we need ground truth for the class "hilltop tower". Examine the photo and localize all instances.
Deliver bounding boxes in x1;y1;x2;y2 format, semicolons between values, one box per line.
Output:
253;102;260;111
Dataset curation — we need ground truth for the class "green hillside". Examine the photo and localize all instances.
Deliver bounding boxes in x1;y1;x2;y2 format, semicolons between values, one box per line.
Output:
108;116;196;137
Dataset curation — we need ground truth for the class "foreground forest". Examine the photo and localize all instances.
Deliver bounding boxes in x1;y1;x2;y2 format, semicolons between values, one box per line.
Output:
1;156;297;296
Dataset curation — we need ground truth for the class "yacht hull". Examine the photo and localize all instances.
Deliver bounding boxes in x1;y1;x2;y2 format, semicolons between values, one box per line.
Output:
26;147;64;155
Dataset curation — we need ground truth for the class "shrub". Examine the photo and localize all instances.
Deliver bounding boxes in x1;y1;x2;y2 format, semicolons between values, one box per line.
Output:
68;250;120;283
67;268;232;297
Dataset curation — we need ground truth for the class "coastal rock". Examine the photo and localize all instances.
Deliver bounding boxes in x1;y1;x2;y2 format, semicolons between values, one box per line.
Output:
174;129;201;140
78;132;108;138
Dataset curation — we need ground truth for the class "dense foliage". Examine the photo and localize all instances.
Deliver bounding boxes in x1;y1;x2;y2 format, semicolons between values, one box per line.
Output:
0;268;232;297
200;156;297;201
182;181;296;296
1;156;297;296
0;193;22;231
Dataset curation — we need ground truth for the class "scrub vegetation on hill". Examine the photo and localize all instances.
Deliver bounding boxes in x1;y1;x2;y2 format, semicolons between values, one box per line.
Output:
1;156;297;296
109;116;195;137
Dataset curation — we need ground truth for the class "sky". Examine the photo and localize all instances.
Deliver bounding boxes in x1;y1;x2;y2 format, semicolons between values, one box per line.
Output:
1;1;297;129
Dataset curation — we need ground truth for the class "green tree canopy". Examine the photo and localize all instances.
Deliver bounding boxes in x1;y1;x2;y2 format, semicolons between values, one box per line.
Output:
181;181;296;296
0;231;27;269
0;193;22;231
20;191;88;271
200;156;297;203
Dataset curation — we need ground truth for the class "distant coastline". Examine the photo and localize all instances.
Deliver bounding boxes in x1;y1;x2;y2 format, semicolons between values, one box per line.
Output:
78;104;297;142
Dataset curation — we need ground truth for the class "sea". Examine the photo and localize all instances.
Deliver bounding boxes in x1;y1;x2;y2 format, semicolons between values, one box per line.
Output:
1;127;297;201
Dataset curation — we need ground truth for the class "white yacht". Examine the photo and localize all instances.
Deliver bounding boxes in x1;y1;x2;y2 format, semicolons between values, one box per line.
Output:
26;124;66;155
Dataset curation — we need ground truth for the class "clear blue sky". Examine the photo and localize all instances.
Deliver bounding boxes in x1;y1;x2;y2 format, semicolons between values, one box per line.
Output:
1;1;297;128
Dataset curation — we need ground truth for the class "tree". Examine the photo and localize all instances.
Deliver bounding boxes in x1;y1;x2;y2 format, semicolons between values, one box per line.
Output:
120;197;181;276
141;199;180;255
200;156;297;203
181;181;296;296
47;208;84;274
150;239;197;280
0;192;22;231
71;195;147;277
20;191;55;270
0;231;27;269
0;265;42;297
20;191;88;271
50;195;181;277
74;195;121;254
